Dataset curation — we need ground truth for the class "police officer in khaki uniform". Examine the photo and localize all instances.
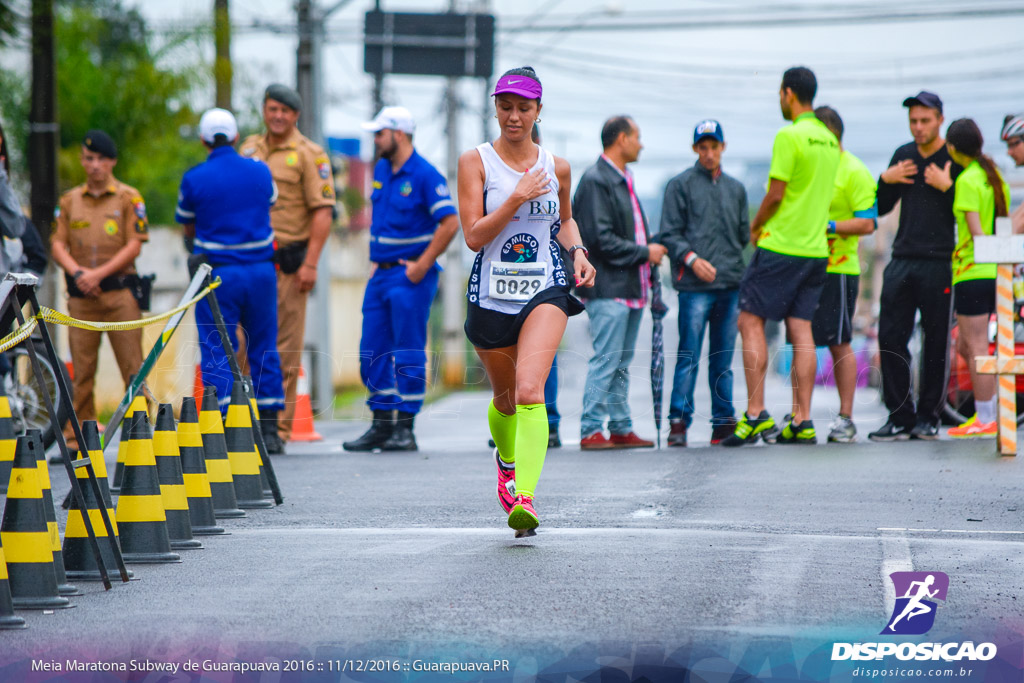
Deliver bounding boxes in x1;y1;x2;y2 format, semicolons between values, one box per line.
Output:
51;130;148;450
240;84;335;453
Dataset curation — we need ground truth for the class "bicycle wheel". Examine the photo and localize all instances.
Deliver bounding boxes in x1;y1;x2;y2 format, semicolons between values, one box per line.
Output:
5;339;71;448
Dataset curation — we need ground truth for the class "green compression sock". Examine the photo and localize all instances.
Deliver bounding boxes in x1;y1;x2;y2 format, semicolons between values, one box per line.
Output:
488;400;517;464
513;403;548;498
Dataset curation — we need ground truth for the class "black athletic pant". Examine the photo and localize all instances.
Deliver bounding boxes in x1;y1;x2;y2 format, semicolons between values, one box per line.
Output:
877;257;953;427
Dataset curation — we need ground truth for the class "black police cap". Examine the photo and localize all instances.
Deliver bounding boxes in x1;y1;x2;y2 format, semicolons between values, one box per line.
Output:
82;129;117;159
264;83;302;112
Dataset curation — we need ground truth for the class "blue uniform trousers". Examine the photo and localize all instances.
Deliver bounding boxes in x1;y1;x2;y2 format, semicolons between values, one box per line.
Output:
195;261;284;412
359;264;439;414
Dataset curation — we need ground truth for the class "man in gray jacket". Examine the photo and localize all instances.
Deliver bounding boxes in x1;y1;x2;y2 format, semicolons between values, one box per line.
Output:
574;115;667;450
659;120;749;446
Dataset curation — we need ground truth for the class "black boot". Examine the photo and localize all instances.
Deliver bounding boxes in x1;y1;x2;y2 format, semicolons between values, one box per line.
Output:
259;409;285;455
343;410;393;451
381;411;417;451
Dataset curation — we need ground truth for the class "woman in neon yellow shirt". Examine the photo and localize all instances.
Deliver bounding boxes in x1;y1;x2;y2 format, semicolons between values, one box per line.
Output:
945;118;1011;438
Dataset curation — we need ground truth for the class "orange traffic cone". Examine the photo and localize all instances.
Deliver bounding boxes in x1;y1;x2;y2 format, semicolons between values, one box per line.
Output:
116;412;181;564
290;365;323;442
225;382;272;509
63;421;131;581
0;392;15;495
0;536;27;628
29;430;79;596
111;393;148;494
1;435;72;609
200;386;245;519
177;397;226;535
192;364;203;404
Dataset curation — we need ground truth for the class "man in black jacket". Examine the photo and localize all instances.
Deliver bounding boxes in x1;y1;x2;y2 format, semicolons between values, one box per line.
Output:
660;120;749;446
869;91;961;442
573;116;667;450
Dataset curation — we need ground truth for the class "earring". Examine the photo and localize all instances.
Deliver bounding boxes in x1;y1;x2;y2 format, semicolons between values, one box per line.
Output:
536;118;542;123
494;114;498;118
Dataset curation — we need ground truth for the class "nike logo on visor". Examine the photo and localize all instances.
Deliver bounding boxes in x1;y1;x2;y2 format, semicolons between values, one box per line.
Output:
507;79;521;84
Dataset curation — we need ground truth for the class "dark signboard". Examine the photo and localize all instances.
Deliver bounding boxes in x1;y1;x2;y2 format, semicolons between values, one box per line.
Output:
364;10;495;78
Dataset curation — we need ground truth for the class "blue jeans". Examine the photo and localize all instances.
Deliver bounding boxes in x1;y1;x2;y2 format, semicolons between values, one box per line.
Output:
545;354;559;428
581;299;643;437
668;288;739;428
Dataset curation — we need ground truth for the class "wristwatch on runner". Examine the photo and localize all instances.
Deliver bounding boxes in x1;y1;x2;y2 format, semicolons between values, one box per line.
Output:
569;245;589;259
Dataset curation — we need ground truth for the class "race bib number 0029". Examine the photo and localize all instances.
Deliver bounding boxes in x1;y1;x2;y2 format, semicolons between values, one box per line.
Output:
488;262;547;302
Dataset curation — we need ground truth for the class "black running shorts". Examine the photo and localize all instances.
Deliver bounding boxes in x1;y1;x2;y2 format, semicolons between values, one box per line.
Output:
465;285;584;349
812;272;859;346
953;278;996;317
739;247;828;322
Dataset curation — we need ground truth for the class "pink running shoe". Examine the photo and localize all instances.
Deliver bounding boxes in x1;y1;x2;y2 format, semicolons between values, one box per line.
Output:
507;494;539;531
494;448;516;513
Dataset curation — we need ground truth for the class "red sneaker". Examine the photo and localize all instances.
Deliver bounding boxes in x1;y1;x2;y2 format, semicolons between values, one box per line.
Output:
609;432;655;448
580;431;615;450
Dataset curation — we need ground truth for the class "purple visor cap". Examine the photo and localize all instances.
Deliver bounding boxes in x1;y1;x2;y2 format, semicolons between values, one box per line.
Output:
492;74;542;100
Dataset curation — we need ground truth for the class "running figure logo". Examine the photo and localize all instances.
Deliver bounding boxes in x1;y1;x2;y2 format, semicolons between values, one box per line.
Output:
882;571;949;635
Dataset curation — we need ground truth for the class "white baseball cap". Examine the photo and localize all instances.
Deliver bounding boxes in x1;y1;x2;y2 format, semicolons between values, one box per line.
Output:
362;106;415;135
199;108;239;143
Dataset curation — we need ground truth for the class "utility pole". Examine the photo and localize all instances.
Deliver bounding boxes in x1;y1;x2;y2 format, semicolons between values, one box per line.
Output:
295;0;356;411
214;0;232;110
440;0;466;387
29;0;57;248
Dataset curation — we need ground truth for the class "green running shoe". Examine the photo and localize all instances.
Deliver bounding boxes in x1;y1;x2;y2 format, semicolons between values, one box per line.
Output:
721;411;776;447
776;419;817;444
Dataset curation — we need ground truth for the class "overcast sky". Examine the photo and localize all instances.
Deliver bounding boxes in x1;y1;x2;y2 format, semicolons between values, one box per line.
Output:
134;0;1024;198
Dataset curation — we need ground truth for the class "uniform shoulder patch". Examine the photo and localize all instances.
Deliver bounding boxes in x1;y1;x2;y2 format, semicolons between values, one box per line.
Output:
321;184;335;199
315;155;331;180
435;183;450;197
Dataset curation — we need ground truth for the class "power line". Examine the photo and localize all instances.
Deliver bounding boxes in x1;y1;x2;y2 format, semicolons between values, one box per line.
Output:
498;5;1024;33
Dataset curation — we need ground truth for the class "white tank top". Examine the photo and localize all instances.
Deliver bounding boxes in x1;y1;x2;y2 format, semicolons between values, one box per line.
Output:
467;142;568;314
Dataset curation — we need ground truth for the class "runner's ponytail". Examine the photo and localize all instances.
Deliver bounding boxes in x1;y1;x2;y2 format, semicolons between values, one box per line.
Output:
947;118;1008;217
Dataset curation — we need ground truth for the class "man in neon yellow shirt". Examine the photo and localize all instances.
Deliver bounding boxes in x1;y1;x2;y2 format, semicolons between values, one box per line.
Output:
809;106;877;443
723;66;840;447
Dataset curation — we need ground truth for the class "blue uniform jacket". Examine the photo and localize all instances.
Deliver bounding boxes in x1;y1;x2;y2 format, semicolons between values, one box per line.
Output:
369;150;457;263
176;146;277;264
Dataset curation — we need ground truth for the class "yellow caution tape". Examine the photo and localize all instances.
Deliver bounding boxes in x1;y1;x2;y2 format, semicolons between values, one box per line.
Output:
0;317;39;354
36;279;222;333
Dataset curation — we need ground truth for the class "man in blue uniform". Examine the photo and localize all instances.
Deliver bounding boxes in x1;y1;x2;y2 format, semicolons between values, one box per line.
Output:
176;108;285;446
343;106;460;452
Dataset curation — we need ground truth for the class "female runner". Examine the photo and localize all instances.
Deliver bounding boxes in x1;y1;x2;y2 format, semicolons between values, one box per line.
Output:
457;66;596;535
945;118;1011;438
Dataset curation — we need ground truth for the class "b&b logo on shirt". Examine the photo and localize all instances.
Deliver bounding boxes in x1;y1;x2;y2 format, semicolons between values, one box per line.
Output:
528;200;558;222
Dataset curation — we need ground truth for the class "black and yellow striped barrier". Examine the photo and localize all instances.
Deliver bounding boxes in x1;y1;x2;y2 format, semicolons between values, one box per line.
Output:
153;404;202;550
0;393;15;495
29;429;80;597
0;535;27;628
200;387;245;520
115;412;180;564
243;377;274;499
1;435;72;609
177;397;226;536
64;421;131;582
111;393;149;494
225;383;272;510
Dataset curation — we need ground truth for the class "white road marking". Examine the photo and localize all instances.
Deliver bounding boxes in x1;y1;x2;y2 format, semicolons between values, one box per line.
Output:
879;531;913;621
878;527;1024;535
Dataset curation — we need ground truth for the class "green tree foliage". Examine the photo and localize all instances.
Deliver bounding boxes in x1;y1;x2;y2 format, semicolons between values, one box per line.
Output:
0;0;208;224
55;0;206;223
